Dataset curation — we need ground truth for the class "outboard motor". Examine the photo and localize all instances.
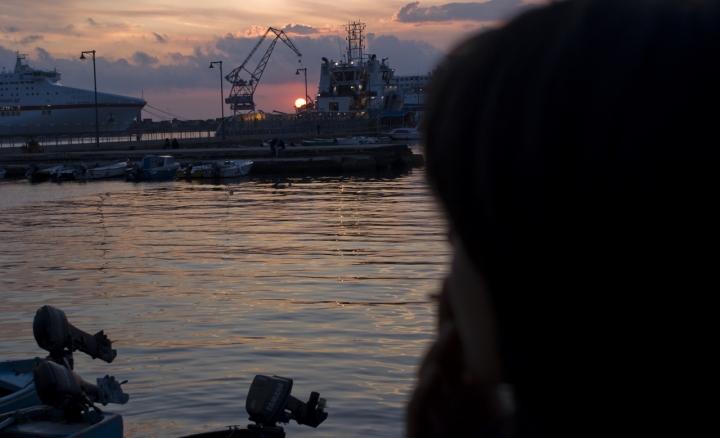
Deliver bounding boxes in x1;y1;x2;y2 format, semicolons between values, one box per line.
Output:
79;164;88;177
211;161;222;177
33;305;117;366
127;161;142;181
245;375;328;438
33;359;128;418
26;163;40;179
185;164;193;179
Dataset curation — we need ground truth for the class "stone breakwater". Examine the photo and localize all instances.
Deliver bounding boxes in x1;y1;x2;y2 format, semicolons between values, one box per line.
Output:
0;142;424;177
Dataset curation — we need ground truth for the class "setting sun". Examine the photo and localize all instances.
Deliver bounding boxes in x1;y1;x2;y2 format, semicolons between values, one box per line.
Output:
295;98;307;108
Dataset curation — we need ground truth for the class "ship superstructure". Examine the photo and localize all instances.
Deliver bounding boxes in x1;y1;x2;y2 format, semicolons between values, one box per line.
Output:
314;21;403;114
0;53;146;136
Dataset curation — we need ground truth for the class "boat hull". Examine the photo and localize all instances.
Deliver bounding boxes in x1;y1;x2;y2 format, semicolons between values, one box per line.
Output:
125;156;179;181
26;165;63;181
180;431;269;438
0;405;122;438
0;359;40;414
84;162;128;179
301;139;338;146
387;128;422;141
178;160;253;179
1;53;145;137
0;105;144;137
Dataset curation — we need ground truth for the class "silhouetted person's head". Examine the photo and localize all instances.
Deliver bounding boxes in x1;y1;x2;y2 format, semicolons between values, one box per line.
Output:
412;0;719;436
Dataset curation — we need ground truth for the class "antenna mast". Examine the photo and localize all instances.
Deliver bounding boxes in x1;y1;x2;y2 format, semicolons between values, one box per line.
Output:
344;21;365;64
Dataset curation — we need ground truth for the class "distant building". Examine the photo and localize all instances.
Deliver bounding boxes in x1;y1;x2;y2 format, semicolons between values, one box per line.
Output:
394;72;433;115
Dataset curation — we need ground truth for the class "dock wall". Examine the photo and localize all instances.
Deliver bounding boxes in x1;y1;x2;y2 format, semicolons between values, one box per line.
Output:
0;142;425;178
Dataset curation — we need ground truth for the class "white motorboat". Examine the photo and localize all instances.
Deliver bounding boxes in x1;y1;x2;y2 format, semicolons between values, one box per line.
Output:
84;161;129;179
359;136;378;144
179;160;253;179
1;53;146;136
387;125;422;141
51;164;89;181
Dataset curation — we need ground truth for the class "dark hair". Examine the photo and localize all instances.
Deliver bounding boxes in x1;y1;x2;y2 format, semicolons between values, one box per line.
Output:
425;0;719;433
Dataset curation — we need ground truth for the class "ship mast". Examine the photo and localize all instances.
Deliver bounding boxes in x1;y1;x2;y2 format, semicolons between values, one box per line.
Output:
344;21;365;64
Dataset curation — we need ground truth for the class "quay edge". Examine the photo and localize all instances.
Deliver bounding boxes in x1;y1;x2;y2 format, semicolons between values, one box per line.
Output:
0;142;424;178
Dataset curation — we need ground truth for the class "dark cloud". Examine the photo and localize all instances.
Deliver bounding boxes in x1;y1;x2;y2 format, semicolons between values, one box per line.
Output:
168;52;189;62
0;47;17;66
215;32;443;84
393;0;533;23
0;32;444;103
280;24;319;35
87;18;98;26
20;35;44;45
35;47;52;63
366;33;444;75
153;32;168;43
2;26;20;33
132;51;159;65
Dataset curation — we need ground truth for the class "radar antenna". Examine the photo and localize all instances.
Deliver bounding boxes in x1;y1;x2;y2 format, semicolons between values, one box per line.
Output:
225;27;302;113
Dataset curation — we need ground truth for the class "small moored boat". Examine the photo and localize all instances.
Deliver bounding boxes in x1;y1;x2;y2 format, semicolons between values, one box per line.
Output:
51;164;89;181
301;138;339;146
0;306;128;437
178;160;253;179
125;155;179;181
25;164;63;181
177;374;327;438
2;305;122;415
0;359;40;414
0;404;123;438
84;161;129;179
387;125;422;141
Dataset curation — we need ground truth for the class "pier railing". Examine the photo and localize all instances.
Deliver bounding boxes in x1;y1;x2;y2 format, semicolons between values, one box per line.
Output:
0;117;391;150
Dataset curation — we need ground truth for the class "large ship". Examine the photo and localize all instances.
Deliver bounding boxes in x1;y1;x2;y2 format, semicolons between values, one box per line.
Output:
216;21;410;136
0;53;146;136
314;21;403;114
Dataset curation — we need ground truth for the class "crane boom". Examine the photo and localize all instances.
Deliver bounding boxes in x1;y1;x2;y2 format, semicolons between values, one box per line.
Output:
225;27;302;113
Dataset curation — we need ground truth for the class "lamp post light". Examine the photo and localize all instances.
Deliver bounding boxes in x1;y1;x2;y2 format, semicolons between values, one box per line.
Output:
209;61;225;140
79;50;99;148
296;68;308;111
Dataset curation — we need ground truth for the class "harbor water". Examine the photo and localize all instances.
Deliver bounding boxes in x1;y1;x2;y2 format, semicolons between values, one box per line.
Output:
0;162;450;437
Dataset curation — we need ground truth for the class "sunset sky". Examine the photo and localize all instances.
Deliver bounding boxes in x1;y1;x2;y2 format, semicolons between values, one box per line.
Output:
1;0;542;120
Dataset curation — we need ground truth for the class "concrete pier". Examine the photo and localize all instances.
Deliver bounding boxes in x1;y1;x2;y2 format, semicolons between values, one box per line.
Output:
0;141;424;178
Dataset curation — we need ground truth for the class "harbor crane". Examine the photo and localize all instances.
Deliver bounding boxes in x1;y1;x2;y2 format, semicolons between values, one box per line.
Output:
225;27;302;113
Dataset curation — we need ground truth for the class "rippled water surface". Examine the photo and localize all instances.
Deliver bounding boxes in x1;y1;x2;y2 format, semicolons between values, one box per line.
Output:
0;164;450;438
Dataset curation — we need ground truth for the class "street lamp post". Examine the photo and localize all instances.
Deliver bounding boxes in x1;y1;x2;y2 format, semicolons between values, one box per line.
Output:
209;61;225;140
79;50;99;148
296;68;308;111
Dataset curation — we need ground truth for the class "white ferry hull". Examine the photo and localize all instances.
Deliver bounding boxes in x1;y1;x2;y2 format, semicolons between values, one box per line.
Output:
1;53;145;137
0;103;143;136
